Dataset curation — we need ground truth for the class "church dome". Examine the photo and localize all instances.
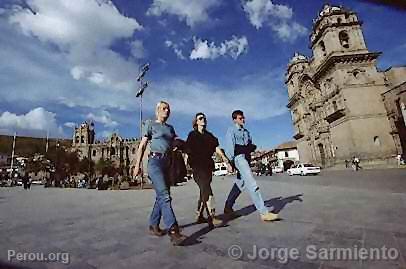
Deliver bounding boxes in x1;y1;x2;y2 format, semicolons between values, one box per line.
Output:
289;52;309;65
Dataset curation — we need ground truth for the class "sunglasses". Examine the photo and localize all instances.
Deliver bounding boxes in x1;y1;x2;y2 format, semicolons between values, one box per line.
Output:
237;116;245;120
197;116;206;121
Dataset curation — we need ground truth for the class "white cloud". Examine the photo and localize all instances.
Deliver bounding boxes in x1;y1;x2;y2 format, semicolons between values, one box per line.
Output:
86;110;118;128
99;130;114;139
130;40;146;59
242;0;307;42
0;107;64;137
8;0;143;91
190;36;248;60
64;122;76;128
271;21;307;43
70;66;85;80
142;71;287;120
165;40;186;60
147;0;219;27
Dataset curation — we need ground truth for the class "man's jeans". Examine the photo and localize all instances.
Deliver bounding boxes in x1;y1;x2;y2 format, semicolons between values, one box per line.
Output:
148;155;177;229
225;155;268;215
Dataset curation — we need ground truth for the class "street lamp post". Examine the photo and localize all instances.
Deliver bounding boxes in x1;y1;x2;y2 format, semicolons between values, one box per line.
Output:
136;63;150;189
55;141;60;187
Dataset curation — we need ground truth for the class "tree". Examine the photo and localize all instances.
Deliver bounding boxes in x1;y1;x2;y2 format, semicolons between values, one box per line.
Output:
45;147;81;186
25;156;50;175
78;157;95;179
95;159;117;177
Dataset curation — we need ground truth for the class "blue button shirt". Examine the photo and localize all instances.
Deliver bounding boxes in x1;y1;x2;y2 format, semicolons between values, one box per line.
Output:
225;124;252;161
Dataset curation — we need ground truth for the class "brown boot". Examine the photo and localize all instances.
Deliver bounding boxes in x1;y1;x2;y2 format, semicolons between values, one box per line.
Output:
224;206;234;215
168;224;187;246
149;225;165;236
196;201;207;224
206;196;222;227
196;215;208;224
224;205;240;220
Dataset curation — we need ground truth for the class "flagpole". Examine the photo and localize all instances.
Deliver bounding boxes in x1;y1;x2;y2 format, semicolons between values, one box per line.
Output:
140;95;143;190
9;132;16;183
45;130;49;153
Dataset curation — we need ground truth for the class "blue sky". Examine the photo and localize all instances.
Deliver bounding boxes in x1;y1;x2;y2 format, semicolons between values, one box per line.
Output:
0;0;405;150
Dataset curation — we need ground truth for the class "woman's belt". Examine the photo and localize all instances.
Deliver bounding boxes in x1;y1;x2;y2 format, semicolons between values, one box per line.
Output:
149;151;169;158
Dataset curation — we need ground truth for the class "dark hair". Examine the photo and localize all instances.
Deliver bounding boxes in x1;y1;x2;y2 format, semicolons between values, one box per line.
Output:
192;112;205;130
232;110;244;120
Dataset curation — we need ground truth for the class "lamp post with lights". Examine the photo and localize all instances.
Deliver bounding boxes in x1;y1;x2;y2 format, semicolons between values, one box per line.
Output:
136;63;150;189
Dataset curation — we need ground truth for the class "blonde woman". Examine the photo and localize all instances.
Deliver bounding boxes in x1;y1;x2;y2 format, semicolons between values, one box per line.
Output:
133;101;187;245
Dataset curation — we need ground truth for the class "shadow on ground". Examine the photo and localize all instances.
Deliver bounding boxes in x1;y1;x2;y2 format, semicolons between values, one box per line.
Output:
180;194;304;246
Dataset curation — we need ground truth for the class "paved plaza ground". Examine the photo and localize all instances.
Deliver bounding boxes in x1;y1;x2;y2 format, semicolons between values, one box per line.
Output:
1;168;406;269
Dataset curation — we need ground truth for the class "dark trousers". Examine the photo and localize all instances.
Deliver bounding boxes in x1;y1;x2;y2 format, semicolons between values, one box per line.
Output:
193;166;213;203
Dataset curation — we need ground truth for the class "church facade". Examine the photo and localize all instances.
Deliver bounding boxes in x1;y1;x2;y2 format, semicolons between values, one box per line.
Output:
71;122;140;175
285;4;406;168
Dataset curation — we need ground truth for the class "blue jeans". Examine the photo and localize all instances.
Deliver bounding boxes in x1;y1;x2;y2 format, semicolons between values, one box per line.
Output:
148;156;177;229
225;155;268;215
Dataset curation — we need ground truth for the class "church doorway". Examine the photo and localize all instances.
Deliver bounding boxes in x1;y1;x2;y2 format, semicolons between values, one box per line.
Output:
318;143;326;167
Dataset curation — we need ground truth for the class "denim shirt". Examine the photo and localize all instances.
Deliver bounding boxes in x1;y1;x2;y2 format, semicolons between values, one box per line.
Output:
225;123;252;161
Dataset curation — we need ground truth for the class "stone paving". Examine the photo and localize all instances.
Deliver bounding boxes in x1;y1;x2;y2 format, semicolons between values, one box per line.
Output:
1;168;406;269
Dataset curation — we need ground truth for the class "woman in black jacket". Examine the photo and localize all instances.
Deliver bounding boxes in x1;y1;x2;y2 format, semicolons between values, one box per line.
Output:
185;113;233;227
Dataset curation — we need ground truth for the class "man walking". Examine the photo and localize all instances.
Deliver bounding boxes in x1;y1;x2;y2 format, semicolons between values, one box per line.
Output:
224;110;279;222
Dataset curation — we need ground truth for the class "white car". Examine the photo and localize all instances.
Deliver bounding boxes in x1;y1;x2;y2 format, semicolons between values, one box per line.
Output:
213;166;228;176
287;163;321;176
272;166;283;173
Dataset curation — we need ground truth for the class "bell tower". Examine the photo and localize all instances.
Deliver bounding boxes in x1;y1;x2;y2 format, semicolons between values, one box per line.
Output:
72;122;92;146
310;4;368;66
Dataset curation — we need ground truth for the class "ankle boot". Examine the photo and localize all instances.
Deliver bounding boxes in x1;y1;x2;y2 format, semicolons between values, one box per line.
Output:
196;201;207;224
168;224;187;246
149;225;165;236
206;196;222;227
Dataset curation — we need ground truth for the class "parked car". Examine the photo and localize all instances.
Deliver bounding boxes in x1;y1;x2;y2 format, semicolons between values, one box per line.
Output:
287;163;321;176
213;166;228;176
272;166;284;173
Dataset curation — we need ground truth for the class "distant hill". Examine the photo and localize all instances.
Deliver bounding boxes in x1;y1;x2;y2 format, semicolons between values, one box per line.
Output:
0;135;72;157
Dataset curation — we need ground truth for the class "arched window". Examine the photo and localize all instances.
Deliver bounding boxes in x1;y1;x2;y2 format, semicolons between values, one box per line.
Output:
333;100;338;111
339;31;350;48
92;150;96;157
81;136;85;143
373;136;381;146
285;151;289;158
132;148;136;155
320;41;326;56
110;147;116;156
337;17;342;24
75;136;79;143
